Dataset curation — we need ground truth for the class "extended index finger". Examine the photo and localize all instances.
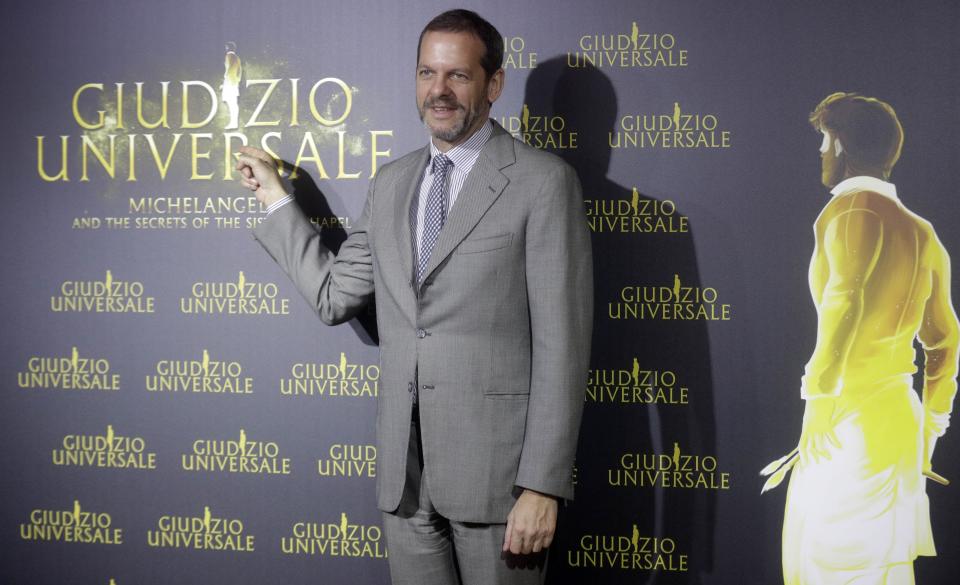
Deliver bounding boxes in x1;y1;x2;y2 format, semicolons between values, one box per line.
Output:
235;153;274;173
238;145;274;165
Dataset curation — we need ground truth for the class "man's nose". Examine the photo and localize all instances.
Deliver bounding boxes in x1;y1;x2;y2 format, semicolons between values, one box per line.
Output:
429;76;453;98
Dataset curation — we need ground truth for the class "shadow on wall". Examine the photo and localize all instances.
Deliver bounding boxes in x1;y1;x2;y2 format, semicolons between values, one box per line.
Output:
522;57;717;585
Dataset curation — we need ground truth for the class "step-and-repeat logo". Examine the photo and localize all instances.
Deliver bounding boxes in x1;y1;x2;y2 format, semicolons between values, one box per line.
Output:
502;35;537;69
281;353;379;398
586;188;689;234
282;513;387;558
587;360;689;405
498;106;577;150
147;506;254;551
568;23;687;69
147;349;253;395
37;47;394;184
609;276;732;321
18;346;120;391
609;445;731;489
180;271;290;315
566;526;688;571
20;500;122;545
53;425;157;469
611;103;731;149
51;270;155;313
317;443;377;478
181;429;291;475
39;45;394;232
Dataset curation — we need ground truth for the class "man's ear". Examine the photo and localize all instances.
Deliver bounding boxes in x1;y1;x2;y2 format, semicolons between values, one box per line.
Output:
486;68;505;105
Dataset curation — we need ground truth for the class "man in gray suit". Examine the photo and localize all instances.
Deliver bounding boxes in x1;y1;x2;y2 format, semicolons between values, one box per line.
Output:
237;9;592;584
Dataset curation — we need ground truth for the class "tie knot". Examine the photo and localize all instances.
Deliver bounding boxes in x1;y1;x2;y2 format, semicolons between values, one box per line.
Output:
432;153;452;175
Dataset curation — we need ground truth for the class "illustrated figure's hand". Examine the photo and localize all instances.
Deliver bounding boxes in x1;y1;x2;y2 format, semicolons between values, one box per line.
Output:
235;146;287;207
503;489;557;555
799;398;840;465
922;408;951;485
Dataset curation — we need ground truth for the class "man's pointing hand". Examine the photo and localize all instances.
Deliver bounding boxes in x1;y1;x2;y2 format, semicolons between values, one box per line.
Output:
235;145;287;207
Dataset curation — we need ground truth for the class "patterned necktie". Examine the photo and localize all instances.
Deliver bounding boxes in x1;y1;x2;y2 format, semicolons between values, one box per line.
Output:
417;154;452;283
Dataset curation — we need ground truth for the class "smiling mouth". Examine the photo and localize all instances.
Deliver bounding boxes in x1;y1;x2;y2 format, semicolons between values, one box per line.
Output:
426;100;460;117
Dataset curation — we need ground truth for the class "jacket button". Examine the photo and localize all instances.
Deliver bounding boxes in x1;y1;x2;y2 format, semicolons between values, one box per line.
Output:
416;328;426;339
407;382;414;393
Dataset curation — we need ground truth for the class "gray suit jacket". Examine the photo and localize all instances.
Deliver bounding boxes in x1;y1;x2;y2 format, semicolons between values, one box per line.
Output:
254;122;593;523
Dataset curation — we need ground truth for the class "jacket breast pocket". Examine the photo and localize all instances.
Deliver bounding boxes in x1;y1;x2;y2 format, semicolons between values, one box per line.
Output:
456;233;513;255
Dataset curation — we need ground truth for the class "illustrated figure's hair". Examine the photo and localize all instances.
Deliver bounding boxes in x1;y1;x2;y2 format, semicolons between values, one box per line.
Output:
810;92;904;177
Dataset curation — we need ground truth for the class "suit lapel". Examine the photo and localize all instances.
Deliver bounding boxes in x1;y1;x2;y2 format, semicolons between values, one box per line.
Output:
392;147;429;284
419;125;516;284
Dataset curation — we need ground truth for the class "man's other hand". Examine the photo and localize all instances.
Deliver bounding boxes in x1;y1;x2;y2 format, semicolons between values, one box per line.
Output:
503;489;557;555
235;146;287;207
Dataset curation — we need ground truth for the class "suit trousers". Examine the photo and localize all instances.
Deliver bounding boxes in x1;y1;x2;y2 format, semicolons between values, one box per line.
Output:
381;408;547;585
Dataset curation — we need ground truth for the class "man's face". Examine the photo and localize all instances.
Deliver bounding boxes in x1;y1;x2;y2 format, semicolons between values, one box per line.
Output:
819;129;844;188
416;31;503;150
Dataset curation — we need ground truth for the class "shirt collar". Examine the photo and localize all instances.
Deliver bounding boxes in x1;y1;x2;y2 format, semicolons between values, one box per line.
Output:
427;119;493;172
830;176;898;201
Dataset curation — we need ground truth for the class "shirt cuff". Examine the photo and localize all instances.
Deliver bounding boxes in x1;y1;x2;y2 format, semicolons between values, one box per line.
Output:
266;195;294;216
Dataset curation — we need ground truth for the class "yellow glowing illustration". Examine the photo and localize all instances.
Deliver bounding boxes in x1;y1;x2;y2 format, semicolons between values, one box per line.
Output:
631;22;639;50
104;270;113;296
71;346;79;370
239;429;247;452
672;442;681;469
106;425;114;450
632;357;640;386
73;500;81;525
221;42;242;129
521;103;530;132
631;524;639;552
340;512;348;537
339;352;348;377
673;102;681;129
672;274;681;301
237;271;246;297
762;93;960;584
202;349;210;376
631;187;640;215
203;506;212;531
